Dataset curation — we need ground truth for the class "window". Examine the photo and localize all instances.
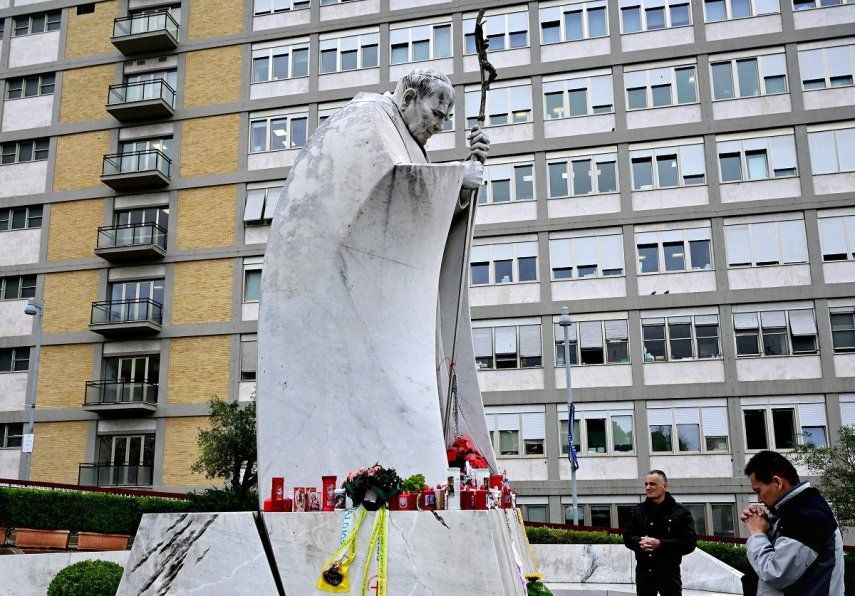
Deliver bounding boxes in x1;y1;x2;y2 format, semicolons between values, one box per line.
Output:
390;23;452;64
244;186;282;225
244;267;262;302
13;11;61;36
319;32;379;73
559;406;634;454
648;405;730;453
554;320;630;365
250;113;308;152
119;137;173;159
524;504;549;522
6;73;56;99
94;433;155;486
0;347;30;373
241;335;258;381
466;84;532;127
0;206;42;231
743;401;827;450
543;72;613;119
808;127;855;175
547;152;618;197
486;410;545;456
818;214;855;261
540;1;608;44
624;65;698;109
549;233;625;279
472;323;542;369
620;0;692;33
798;43;855;90
716;134;798;181
711;53;788;99
830;307;855;353
636;227;713;273
478;161;535;204
630;143;706;189
252;43;309;83
254;0;311;14
703;0;779;21
794;0;855;9
724;218;807;267
0;275;37;300
464;11;528;54
642;315;721;361
1;423;24;448
733;309;818;357
1;139;50;165
121;70;177;104
470;241;538;285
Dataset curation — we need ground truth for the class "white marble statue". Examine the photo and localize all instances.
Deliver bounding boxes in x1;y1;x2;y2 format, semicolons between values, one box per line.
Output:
257;69;498;493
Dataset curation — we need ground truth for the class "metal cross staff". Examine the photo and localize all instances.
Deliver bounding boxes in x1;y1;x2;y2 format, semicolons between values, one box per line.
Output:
443;8;497;456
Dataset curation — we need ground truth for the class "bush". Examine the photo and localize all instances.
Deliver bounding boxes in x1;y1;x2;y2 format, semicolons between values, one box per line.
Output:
186;486;258;512
696;540;751;575
47;560;123;596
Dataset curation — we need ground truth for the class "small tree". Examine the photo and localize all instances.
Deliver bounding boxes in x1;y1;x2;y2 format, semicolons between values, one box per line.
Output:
791;425;855;530
191;397;258;510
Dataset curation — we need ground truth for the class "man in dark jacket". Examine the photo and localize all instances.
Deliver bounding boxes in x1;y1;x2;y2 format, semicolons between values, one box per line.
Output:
623;470;697;596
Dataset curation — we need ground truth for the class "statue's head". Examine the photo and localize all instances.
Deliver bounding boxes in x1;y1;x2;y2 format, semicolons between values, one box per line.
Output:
392;68;454;146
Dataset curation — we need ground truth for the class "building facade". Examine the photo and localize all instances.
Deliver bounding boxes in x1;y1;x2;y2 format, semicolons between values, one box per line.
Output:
0;0;853;539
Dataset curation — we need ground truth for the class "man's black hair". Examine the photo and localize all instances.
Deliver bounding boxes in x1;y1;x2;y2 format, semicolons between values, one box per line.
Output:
744;450;800;485
647;469;668;483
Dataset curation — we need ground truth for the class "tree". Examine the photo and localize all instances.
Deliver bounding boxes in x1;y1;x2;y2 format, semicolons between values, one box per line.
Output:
191;397;258;510
791;425;855;530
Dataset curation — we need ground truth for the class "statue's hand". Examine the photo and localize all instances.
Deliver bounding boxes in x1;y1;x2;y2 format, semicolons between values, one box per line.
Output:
461;160;484;190
467;125;490;164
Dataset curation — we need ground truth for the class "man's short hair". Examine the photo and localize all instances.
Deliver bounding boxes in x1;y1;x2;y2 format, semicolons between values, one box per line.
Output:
744;450;800;485
395;68;453;101
647;470;668;483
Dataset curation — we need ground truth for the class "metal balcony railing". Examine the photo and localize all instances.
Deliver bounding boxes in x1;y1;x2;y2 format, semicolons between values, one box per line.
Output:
84;380;158;406
97;223;167;251
90;298;163;326
112;11;179;40
102;149;171;178
79;463;153;487
107;79;176;108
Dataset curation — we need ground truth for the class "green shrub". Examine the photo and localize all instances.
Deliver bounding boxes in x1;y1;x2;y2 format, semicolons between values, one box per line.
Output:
696;540;751;575
185;486;258;512
47;560;123;596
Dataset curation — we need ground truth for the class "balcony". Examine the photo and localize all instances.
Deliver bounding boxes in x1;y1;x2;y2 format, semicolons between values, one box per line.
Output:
111;11;179;55
83;380;158;415
101;149;171;191
95;223;167;263
79;463;153;488
90;298;163;337
106;80;176;121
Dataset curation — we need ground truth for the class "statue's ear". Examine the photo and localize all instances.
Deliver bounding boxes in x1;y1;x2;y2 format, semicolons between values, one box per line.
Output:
401;88;418;108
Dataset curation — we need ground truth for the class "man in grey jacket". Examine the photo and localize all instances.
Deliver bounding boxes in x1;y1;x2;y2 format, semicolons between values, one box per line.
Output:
741;450;844;595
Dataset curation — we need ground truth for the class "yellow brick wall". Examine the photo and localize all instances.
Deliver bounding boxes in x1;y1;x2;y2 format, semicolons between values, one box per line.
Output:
59;64;115;123
187;0;243;40
171;259;233;324
53;131;110;192
167;336;230;405
37;344;94;410
47;199;105;261
162;416;214;486
179;115;239;178
183;46;242;108
64;0;119;60
42;270;100;334
30;421;89;484
176;186;236;250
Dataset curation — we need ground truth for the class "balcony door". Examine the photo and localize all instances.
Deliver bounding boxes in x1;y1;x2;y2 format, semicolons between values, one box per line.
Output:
125;70;177;102
114;207;168;246
109;279;165;322
119;138;173;172
97;434;155;486
104;355;159;402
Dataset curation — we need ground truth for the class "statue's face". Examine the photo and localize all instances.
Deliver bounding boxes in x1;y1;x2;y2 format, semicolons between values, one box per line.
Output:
400;85;454;146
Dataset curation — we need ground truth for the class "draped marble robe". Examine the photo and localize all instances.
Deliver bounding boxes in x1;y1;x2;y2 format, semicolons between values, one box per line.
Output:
257;92;497;494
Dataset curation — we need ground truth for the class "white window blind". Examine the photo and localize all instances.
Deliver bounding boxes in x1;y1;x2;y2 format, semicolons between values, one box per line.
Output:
841;402;855;426
702;407;728;436
725;225;750;265
760;310;787;328
241;339;258;373
760;54;787;79
495;327;517;353
695;314;719;325
647;409;672;426
605;320;629;340
770;137;797;173
780;220;808;263
522;413;546;439
675;408;700;424
244;191;265;221
497;414;519;431
819;217;847;256
579;321;604;349
519;325;542;357
680;144;706;179
799;403;826;426
599;235;625;271
789;310;817;336
473;328;493;358
733;312;759;330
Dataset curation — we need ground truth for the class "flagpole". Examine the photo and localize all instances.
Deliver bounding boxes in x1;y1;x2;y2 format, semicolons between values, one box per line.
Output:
559;306;579;525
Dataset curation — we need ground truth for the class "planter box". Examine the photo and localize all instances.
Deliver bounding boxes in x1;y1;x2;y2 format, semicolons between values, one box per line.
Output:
15;528;70;549
77;531;130;551
0;527;6;544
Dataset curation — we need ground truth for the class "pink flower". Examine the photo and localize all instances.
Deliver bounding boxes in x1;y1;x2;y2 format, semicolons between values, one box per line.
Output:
357;467;366;473
368;468;377;476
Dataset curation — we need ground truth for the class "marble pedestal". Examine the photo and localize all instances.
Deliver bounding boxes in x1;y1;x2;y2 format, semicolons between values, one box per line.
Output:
118;509;537;595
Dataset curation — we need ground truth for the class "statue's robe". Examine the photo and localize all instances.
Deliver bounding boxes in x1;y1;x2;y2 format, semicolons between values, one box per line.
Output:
257;93;496;492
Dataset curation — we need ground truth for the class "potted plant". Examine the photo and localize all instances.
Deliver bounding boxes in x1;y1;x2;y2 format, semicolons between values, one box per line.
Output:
342;464;402;511
77;531;130;551
15;528;70;549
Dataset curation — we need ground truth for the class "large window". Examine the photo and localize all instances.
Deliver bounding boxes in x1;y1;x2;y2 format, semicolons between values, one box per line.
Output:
620;0;692;33
544;71;614;119
470;241;538;285
254;0;311;14
390;22;452;64
560;406;634;455
464;10;528;54
478;161;535;204
252;42;309;83
244;185;282;226
630;143;706;189
808;126;855;175
0;275;37;300
642;314;721;361
6;73;56;99
818;214;855;262
724;218;807;267
798;42;855;90
548;233;625;279
733;308;818;357
241;335;258;381
548;152;618;197
540;1;608;44
0;206;42;231
648;405;729;452
250;113;308;152
703;0;779;22
686;503;736;537
466;83;532;127
319;32;379;73
624;64;698;109
636;226;713;273
710;53;788;100
244;265;262;302
0;347;30;373
486;410;545;456
13;11;61;36
830;307;855;353
1;423;24;448
554;319;630;365
743;401;827;450
717;134;798;182
472;323;542;369
1;139;49;165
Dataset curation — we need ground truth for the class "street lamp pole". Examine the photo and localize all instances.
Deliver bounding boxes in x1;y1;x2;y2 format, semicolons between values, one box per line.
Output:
21;298;43;480
559;306;579;525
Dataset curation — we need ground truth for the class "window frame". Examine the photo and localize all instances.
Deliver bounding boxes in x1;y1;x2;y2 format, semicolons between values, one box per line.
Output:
553;319;631;366
13;10;62;37
539;1;610;45
319;32;380;74
0;206;43;232
469;241;539;286
798;44;855;90
710;54;789;100
703;0;780;22
244;185;283;226
0;275;37;301
641;315;722;362
251;43;310;83
6;73;56;100
558;407;635;456
1;423;24;448
733;308;819;358
624;65;699;110
389;22;453;65
716;135;799;182
1;139;50;165
808;128;855;176
742;402;827;452
472;323;543;370
477;161;536;204
243;266;263;302
620;0;693;33
723;219;808;268
543;73;615;119
466;83;533;128
0;347;30;373
486;410;546;457
829;307;855;354
464;11;530;55
249;113;309;153
548;233;625;280
635;227;714;273
629;143;707;190
253;0;311;13
547;152;619;198
648;406;731;454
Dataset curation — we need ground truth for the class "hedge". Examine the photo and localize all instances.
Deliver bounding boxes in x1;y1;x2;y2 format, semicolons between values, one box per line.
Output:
47;560;123;596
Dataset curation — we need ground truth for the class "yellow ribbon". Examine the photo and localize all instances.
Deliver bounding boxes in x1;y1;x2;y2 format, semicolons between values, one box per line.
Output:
317;507;369;592
360;507;388;596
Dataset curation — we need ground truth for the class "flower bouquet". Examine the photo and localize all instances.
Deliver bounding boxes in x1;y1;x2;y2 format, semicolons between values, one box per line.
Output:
342;464;403;511
446;435;490;469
